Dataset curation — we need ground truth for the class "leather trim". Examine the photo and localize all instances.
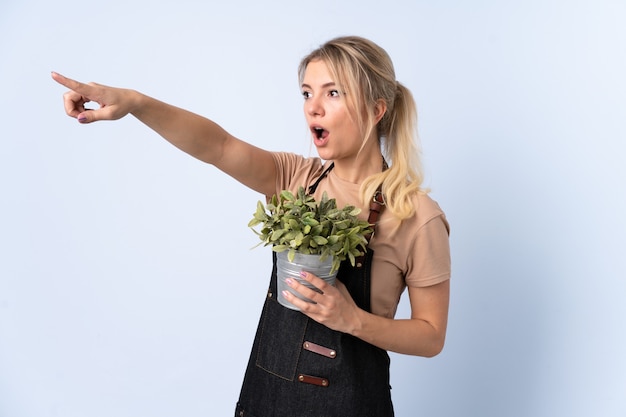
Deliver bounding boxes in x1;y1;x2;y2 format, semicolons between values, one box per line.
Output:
298;374;329;387
303;341;337;359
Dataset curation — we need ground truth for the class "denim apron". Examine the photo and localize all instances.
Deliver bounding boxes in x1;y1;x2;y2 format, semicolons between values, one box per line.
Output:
235;163;394;417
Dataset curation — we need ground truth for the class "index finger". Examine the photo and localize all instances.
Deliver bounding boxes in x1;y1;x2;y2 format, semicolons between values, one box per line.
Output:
51;72;92;95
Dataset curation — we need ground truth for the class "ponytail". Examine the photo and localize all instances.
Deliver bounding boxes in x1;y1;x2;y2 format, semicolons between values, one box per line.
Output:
361;81;426;221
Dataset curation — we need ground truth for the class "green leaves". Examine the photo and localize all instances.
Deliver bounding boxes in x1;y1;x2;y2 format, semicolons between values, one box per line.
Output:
249;186;373;273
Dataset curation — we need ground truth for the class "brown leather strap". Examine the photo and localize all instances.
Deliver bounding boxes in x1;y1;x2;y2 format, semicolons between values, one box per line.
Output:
354;187;385;268
298;374;329;387
367;187;386;236
366;157;388;240
303;341;337;359
361;186;385;244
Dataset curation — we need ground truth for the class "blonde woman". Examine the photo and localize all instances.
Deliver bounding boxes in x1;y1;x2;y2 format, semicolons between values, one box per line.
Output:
52;35;450;417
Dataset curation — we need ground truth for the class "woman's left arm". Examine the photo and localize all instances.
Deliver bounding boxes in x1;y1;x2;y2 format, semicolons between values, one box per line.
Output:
284;276;449;357
352;281;449;357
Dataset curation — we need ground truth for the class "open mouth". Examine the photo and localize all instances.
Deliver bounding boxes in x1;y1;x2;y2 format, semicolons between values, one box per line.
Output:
312;126;329;140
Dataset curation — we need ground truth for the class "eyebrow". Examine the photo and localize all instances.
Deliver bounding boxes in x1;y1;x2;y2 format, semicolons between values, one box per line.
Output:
301;82;337;89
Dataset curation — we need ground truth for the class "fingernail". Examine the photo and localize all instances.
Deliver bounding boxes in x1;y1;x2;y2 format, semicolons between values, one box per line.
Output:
282;290;290;298
285;278;293;285
299;271;307;278
78;115;87;123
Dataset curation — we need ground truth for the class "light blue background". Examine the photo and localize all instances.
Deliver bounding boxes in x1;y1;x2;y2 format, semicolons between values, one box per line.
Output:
1;1;625;416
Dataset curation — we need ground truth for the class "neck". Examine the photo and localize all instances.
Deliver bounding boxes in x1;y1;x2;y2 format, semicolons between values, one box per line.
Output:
332;149;385;184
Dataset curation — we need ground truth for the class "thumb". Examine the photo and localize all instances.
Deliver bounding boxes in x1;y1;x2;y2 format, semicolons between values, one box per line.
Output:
77;109;102;124
77;102;119;124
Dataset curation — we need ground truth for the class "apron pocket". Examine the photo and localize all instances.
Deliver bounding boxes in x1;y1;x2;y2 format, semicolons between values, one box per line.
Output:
255;296;308;381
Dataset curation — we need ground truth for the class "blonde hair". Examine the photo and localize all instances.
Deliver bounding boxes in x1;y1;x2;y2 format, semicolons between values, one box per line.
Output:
298;36;426;221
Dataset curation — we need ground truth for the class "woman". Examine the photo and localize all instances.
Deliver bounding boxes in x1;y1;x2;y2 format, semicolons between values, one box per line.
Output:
52;36;451;417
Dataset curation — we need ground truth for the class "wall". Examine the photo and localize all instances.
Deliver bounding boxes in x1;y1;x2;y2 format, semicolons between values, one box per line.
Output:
1;1;624;416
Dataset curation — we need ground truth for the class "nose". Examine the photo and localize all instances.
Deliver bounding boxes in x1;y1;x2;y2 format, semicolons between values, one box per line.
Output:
305;95;324;117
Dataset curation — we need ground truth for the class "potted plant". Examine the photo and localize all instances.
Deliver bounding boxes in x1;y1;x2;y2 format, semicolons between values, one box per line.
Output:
249;186;373;309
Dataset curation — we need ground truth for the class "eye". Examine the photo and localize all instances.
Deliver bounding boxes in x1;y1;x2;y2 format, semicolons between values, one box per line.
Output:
302;91;312;100
329;90;340;97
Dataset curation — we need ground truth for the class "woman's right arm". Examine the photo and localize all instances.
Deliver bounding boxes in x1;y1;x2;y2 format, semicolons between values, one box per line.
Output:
51;72;277;197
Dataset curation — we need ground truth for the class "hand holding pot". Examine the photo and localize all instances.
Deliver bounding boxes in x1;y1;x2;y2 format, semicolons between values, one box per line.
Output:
283;271;361;334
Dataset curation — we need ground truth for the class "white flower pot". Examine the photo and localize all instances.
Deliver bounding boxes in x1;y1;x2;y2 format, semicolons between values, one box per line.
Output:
276;251;338;310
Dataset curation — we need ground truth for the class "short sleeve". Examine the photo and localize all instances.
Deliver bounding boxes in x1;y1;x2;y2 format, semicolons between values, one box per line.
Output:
405;214;451;288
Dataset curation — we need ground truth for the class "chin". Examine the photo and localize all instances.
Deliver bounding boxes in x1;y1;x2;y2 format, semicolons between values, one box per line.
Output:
314;148;333;161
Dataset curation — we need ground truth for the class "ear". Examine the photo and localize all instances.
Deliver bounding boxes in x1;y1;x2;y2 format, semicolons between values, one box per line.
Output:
373;99;387;124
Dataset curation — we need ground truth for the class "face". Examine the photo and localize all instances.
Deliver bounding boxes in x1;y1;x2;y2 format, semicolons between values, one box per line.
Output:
301;60;370;163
